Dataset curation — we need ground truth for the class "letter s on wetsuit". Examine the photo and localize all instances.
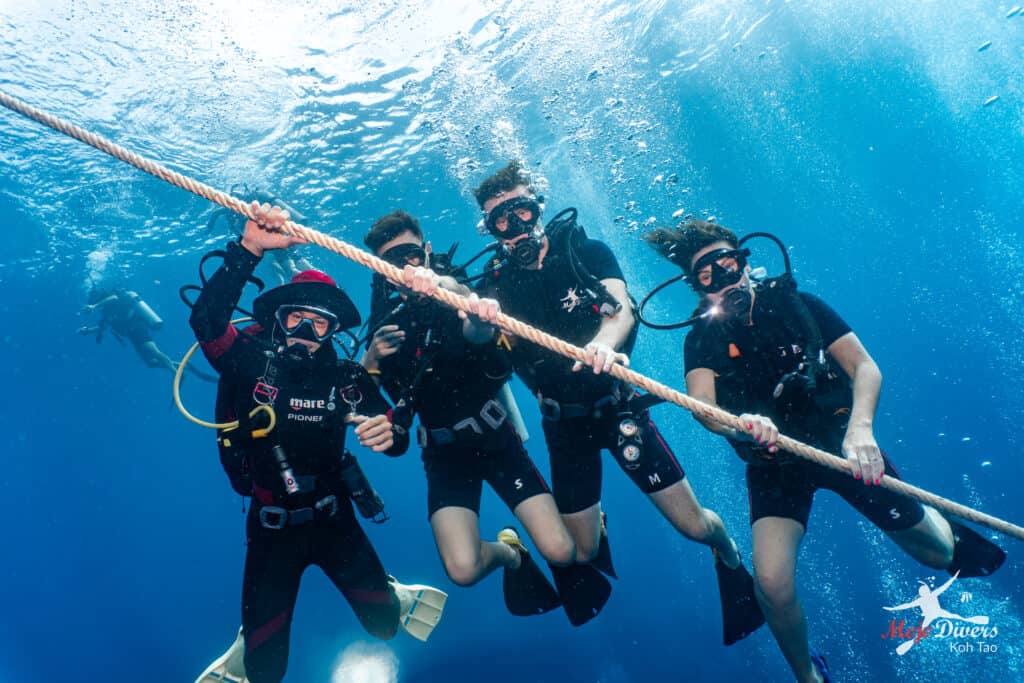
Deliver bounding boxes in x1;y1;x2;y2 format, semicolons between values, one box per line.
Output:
189;241;406;683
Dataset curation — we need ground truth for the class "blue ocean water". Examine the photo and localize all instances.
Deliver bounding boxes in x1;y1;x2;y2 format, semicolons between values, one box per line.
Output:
2;1;1023;681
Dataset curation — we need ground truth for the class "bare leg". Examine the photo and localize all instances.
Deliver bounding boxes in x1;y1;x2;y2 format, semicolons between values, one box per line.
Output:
887;506;955;569
559;503;603;563
430;506;518;586
136;340;177;373
649;479;741;568
751;516;821;683
513;493;576;567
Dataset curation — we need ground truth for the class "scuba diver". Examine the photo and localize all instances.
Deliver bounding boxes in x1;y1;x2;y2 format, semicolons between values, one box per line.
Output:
190;202;446;683
78;285;216;383
206;188;316;284
643;219;1006;683
361;210;609;625
464;161;764;642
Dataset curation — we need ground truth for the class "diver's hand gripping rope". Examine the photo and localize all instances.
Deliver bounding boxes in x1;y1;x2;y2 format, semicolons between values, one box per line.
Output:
3;88;1022;542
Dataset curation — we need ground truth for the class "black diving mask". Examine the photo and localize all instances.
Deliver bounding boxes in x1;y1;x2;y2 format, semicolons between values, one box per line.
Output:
380;243;427;269
689;248;749;294
275;305;341;343
483;196;541;239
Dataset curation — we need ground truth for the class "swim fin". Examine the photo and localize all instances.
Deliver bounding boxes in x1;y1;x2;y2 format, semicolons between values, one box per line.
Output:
549;562;613;627
810;652;833;683
498;528;562;617
389;576;448;641
946;518;1006;578
195;627;248;683
714;547;766;645
590;511;618;579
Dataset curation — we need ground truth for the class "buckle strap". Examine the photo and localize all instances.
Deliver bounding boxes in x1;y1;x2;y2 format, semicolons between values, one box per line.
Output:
417;399;508;447
627;392;665;414
258;494;339;530
538;388;625;422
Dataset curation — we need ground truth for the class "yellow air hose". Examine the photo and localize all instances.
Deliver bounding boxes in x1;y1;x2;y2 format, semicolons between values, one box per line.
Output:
173;317;276;438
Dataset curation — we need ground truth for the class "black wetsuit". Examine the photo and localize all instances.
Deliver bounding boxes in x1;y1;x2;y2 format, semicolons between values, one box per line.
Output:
190;242;404;683
685;284;924;531
370;296;549;517
480;237;684;514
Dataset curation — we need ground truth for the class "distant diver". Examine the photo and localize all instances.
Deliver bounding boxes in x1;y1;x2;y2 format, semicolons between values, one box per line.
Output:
644;219;1006;682
191;202;446;683
468;161;763;640
78;285;216;383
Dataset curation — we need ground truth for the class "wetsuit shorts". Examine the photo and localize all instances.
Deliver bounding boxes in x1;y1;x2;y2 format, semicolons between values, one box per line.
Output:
542;410;685;514
242;498;398;683
746;451;925;531
423;422;550;518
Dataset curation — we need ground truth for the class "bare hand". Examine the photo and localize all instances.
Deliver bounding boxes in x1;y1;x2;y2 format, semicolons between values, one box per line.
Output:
572;341;630;374
362;324;405;370
240;201;308;256
842;424;884;485
402;265;441;296
459;293;502;324
346;413;395;452
738;413;779;453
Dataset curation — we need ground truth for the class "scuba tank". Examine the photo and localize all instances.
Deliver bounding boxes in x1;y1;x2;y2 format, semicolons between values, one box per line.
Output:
124;290;163;330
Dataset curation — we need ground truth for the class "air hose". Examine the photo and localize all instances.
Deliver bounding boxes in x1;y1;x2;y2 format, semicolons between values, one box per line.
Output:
173;317;275;438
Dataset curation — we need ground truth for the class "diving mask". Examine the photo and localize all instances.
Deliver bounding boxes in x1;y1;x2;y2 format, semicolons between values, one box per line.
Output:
380;243;427;269
689;248;749;294
275;305;342;342
483;196;541;239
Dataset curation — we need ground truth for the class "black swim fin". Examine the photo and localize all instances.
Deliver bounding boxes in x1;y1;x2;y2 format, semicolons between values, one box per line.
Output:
549;562;613;627
591;512;618;579
714;550;765;646
946;518;1006;578
499;529;562;617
